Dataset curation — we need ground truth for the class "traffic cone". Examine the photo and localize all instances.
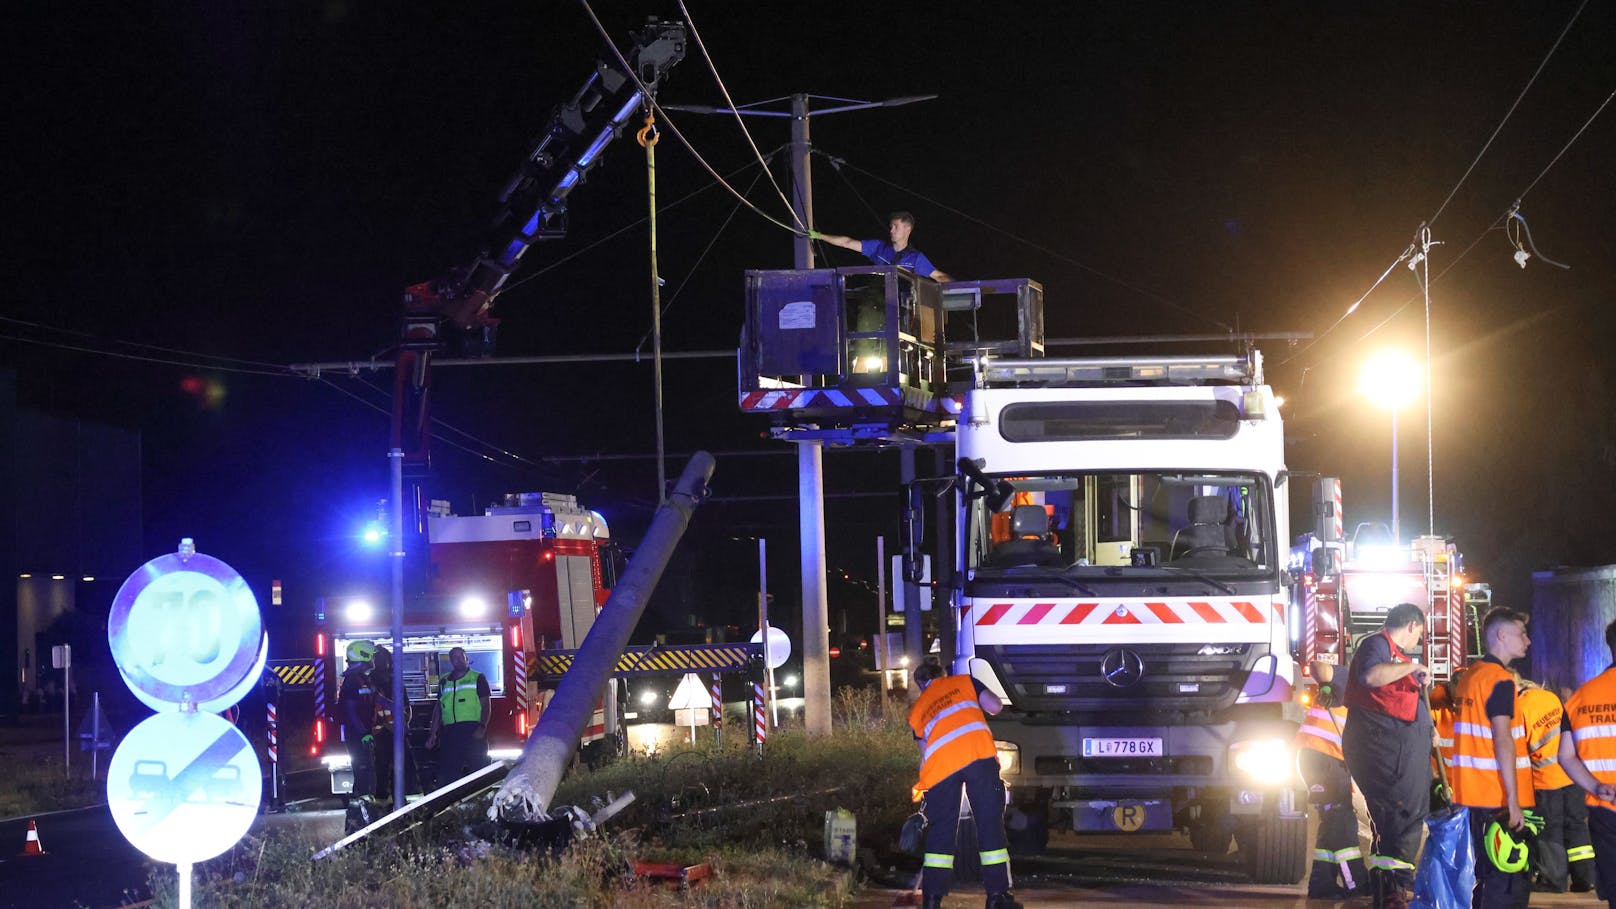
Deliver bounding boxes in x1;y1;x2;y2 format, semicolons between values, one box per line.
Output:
18;820;45;856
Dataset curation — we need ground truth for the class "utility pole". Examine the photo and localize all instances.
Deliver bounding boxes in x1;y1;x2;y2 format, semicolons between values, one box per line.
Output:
665;92;934;736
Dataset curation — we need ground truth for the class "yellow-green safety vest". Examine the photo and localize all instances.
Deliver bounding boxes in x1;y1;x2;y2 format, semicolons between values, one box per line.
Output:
439;669;484;725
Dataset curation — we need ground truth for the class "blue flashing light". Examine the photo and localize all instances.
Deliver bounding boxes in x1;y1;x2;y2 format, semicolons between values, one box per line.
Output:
360;521;386;548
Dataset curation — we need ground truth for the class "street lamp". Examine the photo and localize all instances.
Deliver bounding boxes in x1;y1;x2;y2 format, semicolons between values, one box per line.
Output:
1358;350;1422;542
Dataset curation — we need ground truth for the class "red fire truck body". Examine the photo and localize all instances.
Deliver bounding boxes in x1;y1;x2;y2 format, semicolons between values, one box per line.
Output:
1292;478;1477;682
313;493;611;792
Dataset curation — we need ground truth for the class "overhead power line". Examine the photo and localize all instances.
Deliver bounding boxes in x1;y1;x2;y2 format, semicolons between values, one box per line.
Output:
1426;0;1590;228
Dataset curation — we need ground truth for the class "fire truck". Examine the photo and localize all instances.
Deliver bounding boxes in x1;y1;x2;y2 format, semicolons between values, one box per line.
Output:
1290;477;1482;682
312;493;614;793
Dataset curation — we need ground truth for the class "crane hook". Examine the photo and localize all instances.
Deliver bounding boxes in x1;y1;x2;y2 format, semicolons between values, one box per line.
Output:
636;111;659;148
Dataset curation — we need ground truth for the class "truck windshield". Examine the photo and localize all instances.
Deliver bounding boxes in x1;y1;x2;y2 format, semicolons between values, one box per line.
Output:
965;470;1275;578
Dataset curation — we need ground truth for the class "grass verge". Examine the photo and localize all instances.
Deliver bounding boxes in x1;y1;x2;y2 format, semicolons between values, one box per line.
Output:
147;688;917;907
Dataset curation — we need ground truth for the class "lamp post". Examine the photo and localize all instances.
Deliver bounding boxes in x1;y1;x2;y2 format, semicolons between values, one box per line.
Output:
1358;350;1422;543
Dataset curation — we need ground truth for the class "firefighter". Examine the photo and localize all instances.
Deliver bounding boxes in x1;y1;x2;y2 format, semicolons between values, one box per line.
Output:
1519;680;1596;892
908;659;1020;909
1296;662;1367;899
370;645;419;803
1452;607;1535;909
1342;603;1433;909
426;645;490;788
337;639;379;823
1556;620;1616;908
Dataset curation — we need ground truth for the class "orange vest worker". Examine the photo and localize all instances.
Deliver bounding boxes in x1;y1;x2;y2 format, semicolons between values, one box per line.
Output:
1519;686;1573;791
1565;667;1616;812
1452;659;1534;809
1296;703;1349;762
908;675;998;798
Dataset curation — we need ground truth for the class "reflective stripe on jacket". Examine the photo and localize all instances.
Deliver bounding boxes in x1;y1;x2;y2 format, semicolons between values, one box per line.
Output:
439;669;485;725
1519;686;1573;790
908;675;997;796
1452;660;1534;809
1567;667;1616;811
1295;704;1349;761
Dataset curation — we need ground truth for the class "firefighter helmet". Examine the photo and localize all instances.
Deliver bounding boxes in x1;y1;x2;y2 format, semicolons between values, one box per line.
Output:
346;639;377;663
1483;813;1539;873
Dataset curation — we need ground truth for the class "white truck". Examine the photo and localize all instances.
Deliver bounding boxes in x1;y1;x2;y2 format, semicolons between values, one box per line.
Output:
953;352;1307;883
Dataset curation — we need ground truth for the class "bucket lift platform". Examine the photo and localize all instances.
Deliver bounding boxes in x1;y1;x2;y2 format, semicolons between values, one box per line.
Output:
738;267;1043;446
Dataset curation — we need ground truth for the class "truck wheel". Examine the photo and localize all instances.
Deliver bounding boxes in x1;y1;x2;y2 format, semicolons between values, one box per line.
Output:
1237;814;1307;884
1005;804;1049;855
1189;820;1233;855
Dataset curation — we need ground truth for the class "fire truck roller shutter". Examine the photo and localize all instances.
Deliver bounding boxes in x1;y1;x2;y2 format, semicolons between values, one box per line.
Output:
557;554;597;649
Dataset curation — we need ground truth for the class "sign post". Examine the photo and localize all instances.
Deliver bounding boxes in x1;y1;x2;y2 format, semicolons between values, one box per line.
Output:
106;538;266;909
52;644;71;775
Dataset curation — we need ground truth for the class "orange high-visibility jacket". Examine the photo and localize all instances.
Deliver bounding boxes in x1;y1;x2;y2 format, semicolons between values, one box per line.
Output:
1295;704;1349;761
1519;686;1573;791
1452;659;1534;809
1566;667;1616;811
909;675;998;795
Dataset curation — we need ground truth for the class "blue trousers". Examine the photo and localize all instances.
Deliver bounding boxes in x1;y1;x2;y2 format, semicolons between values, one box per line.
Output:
921;757;1012;898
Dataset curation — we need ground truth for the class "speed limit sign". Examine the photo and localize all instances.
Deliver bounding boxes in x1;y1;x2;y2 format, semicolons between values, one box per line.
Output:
107;538;267;714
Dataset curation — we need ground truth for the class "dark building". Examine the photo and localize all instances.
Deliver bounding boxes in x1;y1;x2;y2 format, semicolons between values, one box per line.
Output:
2;369;143;722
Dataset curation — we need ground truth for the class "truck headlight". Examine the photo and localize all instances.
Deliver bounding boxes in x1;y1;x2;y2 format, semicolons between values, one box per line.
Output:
994;740;1021;776
1229;737;1293;783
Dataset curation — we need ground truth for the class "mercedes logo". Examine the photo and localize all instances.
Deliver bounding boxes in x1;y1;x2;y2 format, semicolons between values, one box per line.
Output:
1099;648;1146;688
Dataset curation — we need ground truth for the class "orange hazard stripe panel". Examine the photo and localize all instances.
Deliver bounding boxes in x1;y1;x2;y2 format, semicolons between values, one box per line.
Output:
974;601;1272;626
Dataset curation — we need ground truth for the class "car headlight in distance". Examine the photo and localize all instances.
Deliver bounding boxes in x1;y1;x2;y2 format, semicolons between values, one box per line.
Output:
995;740;1021;775
1230;737;1293;783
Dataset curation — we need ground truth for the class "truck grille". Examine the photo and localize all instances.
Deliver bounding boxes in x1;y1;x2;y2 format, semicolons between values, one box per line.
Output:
980;642;1256;715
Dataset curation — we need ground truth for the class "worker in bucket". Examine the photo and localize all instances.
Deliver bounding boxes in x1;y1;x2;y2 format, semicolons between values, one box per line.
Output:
1341;603;1433;909
337;639;379;828
813;210;952;282
426;645;490;787
908;659;1020;909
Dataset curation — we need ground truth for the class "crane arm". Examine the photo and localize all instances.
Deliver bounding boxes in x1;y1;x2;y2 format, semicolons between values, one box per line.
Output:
393;19;686;472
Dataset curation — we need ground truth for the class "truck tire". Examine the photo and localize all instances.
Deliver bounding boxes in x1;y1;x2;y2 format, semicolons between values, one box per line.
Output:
1005;804;1049;855
1237;814;1307;884
1189;820;1233;855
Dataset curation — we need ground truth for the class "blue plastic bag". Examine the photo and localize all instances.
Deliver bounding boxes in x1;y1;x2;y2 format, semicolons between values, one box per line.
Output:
1410;806;1475;909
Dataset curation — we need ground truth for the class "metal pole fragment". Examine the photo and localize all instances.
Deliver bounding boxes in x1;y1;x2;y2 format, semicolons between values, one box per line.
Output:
493;452;715;820
389;448;407;812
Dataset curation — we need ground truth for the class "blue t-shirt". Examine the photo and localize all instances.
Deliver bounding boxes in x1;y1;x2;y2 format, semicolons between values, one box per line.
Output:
858;239;938;276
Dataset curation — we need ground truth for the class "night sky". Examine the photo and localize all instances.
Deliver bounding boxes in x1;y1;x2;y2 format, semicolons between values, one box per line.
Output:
7;2;1614;637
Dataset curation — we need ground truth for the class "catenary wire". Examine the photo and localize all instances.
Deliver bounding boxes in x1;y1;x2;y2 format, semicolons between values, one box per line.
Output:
576;0;806;238
495;155;769;299
1426;0;1590;227
675;0;802;230
822;153;1233;332
0;331;292;378
635;161;771;354
1291;84;1614;368
0;314;290;372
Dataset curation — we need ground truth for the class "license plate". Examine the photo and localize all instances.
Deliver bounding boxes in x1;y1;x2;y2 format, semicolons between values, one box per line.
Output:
1082;737;1163;757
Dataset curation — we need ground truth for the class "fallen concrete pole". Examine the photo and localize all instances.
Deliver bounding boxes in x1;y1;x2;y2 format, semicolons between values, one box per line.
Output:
494;451;716;821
